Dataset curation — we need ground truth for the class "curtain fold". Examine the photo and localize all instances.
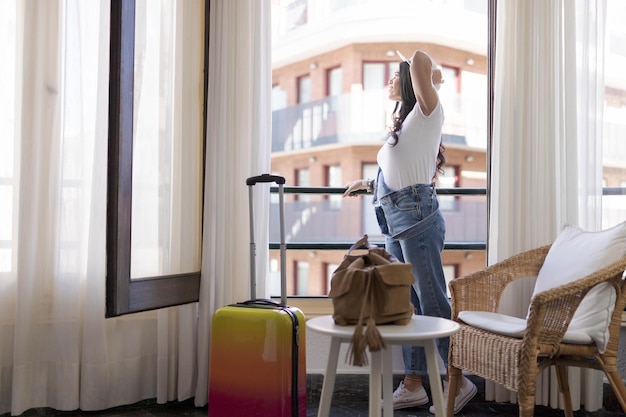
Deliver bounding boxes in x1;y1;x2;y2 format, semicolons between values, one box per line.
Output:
195;0;273;405
0;0;272;414
489;0;606;411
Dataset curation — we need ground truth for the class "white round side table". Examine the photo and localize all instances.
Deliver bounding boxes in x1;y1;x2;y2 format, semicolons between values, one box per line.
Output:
307;314;460;417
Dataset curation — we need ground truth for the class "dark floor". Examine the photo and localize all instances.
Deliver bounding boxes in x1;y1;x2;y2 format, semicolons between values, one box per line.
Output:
2;374;623;417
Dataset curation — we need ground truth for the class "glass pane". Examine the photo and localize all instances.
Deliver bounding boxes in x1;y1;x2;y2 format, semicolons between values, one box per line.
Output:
298;75;311;103
296;261;309;295
271;0;488;297
363;63;385;90
328;67;343;96
131;1;202;279
327;165;342;209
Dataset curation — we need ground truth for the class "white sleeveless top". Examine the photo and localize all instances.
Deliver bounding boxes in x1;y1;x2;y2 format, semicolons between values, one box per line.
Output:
377;101;444;191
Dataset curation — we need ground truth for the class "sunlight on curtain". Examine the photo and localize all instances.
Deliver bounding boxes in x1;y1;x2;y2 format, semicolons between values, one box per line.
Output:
0;0;16;277
131;0;203;279
0;1;17;408
489;0;606;411
133;0;206;404
195;0;273;405
0;1;208;414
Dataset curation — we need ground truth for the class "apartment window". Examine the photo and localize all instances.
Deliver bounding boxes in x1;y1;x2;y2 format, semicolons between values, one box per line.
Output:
438;165;459;211
326;165;342;209
363;62;397;132
285;0;307;29
443;265;458;298
297;75;311;104
362;163;380;237
363;62;395;90
272;84;287;111
438;66;460;117
295;168;310;202
362;163;378;183
327;67;343;96
325;262;339;295
295;75;313;149
269;257;280;296
441;66;460;92
295;260;309;295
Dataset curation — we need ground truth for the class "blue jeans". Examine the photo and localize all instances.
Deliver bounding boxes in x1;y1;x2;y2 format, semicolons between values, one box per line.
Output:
373;170;450;375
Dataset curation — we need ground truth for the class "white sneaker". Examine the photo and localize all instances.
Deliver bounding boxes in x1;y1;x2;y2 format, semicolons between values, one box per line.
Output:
428;376;477;415
389;380;429;410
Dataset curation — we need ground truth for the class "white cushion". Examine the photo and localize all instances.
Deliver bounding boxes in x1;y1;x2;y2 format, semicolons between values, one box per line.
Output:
528;222;626;352
458;311;593;345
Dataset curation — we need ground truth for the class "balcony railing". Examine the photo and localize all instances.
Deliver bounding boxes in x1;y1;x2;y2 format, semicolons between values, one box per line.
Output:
268;185;487;251
266;185;625;299
268;186;626;248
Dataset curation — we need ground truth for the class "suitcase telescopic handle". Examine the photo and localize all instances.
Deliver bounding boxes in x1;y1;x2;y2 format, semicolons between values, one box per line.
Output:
247;174;287;304
246;174;286;186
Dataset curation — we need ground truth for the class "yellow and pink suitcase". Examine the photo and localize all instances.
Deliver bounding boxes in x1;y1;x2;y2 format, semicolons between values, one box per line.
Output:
208;174;306;417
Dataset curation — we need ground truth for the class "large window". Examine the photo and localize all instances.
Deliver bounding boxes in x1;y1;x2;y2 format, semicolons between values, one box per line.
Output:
106;0;206;316
270;0;491;297
270;0;626;301
2;1;623;317
104;0;626;312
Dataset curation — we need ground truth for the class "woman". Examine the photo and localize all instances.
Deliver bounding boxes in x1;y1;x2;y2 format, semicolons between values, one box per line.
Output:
343;50;476;415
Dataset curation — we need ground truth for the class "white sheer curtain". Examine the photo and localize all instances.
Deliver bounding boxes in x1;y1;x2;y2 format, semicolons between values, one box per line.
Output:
489;0;606;411
195;0;273;404
0;0;271;414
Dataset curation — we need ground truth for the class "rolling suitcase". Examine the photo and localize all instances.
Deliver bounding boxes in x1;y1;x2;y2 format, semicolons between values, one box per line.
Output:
208;174;306;417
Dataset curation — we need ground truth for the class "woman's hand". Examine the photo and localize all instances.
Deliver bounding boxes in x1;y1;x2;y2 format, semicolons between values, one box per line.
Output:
343;179;367;197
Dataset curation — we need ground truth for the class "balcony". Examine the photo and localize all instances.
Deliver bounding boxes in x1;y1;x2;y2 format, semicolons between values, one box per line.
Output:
265;186;487;298
272;90;487;153
268;187;487;246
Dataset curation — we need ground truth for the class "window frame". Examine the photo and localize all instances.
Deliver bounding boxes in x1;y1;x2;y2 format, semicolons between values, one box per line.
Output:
106;0;498;317
326;66;343;97
105;0;208;317
297;74;311;103
280;0;497;313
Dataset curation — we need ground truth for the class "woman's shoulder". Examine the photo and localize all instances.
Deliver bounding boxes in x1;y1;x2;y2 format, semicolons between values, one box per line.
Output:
408;100;443;121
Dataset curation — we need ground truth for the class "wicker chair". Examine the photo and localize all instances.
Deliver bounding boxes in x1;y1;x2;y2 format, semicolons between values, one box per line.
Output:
446;245;626;417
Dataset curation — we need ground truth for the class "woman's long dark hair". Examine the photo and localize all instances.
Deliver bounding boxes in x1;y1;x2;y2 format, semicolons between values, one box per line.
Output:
387;61;446;180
